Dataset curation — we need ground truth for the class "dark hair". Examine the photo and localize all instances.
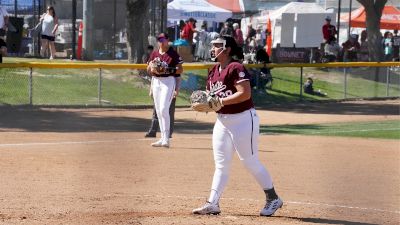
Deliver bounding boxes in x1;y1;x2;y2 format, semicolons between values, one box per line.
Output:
47;6;56;17
221;35;243;60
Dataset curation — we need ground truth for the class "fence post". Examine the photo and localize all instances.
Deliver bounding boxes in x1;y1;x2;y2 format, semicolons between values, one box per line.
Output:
299;67;303;100
98;68;102;105
343;67;347;99
29;67;33;105
386;66;390;97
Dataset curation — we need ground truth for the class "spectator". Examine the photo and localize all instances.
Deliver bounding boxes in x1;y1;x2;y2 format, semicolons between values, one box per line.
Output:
254;25;264;51
322;16;337;43
383;31;394;62
0;5;9;37
142;45;154;64
303;77;314;94
261;28;267;47
324;37;341;62
342;34;360;62
304;77;327;96
0;5;8;63
245;24;256;53
40;6;59;59
0;35;6;63
195;24;209;61
140;45;154;80
219;22;234;37
393;30;399;62
180;18;196;45
232;23;244;48
358;30;369;62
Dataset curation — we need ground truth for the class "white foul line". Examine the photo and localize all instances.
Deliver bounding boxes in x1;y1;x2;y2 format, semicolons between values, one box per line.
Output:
0;139;136;147
124;194;400;215
0;137;212;148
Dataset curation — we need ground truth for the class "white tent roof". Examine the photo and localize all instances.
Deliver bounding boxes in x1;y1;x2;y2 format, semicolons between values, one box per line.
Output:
246;2;332;48
269;2;327;21
168;0;232;23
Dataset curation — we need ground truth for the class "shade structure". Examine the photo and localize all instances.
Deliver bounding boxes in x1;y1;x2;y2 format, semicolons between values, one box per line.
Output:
206;0;244;13
341;5;400;30
168;0;232;23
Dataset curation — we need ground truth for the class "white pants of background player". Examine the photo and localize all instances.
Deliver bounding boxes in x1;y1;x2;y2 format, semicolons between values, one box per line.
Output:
208;108;275;204
151;76;175;143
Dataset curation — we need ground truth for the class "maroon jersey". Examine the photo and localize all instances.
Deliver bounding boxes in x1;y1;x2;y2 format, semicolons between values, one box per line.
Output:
207;61;254;114
148;47;183;77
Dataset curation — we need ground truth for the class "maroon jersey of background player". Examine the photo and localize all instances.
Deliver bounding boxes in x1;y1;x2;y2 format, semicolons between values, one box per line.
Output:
148;47;183;77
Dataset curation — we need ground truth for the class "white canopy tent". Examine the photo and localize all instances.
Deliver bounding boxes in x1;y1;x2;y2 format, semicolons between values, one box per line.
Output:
167;0;232;23
248;2;334;48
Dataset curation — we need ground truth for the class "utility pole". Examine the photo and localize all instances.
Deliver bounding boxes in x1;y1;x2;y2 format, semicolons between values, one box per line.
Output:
14;0;17;17
37;0;42;56
83;0;94;60
112;0;116;59
347;0;352;39
337;0;341;43
72;0;77;59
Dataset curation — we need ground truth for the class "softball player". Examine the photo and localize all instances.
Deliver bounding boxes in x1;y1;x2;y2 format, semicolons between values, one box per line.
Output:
192;36;283;216
147;33;183;148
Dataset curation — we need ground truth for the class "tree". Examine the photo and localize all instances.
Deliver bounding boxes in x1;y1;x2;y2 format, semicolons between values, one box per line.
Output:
356;0;387;62
126;0;150;63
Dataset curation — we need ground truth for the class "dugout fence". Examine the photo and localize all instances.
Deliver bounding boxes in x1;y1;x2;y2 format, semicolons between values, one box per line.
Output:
0;62;399;107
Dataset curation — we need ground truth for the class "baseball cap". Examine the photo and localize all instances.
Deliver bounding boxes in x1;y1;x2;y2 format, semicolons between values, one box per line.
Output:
157;33;169;42
325;15;331;21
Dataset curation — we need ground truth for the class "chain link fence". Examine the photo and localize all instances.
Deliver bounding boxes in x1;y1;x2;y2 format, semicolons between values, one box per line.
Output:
0;63;399;107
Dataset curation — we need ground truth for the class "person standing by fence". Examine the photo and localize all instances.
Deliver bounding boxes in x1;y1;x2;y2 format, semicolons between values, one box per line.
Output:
40;6;58;60
0;5;8;63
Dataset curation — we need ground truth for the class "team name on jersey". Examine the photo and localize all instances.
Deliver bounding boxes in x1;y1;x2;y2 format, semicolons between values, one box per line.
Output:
209;81;233;98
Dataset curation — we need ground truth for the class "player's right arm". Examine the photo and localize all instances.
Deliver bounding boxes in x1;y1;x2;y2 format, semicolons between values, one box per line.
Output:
220;81;251;106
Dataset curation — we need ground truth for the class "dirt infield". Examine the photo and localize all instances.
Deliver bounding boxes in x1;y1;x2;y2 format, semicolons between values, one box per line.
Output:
0;100;399;225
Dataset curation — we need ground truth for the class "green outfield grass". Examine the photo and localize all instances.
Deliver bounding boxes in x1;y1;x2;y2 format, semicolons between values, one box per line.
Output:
260;120;400;139
0;57;399;106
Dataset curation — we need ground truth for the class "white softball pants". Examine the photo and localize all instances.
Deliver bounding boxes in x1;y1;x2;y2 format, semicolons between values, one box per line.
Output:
151;76;175;143
208;108;274;204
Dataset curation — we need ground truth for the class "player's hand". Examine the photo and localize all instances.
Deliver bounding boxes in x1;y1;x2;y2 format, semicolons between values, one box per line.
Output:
174;90;179;98
150;66;160;75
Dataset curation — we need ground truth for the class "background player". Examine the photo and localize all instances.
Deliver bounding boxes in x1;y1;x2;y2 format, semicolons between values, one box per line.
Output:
192;36;283;216
147;33;183;148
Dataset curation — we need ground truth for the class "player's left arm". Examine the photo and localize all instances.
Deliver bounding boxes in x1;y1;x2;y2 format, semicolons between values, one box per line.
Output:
220;81;251;106
174;76;181;98
52;16;59;34
175;63;183;75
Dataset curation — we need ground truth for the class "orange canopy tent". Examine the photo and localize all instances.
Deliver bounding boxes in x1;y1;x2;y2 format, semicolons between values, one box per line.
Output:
341;5;400;30
206;0;243;13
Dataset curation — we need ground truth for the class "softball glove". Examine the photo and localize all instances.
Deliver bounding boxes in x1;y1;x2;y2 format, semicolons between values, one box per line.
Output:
190;90;223;112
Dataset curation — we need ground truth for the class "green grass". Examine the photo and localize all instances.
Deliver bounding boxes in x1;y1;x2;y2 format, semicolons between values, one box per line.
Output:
252;67;400;106
261;120;400;139
0;57;399;106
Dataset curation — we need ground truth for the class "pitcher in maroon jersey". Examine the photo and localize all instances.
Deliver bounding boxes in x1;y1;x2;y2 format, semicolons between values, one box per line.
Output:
192;36;283;216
